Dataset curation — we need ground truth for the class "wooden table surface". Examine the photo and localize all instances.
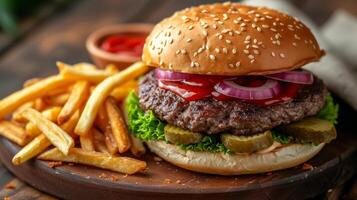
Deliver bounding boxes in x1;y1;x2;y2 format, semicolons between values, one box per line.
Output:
0;0;356;199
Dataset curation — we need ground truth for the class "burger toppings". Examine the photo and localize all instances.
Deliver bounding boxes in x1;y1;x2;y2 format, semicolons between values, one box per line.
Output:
101;34;146;57
221;130;273;153
126;87;338;154
155;68;314;105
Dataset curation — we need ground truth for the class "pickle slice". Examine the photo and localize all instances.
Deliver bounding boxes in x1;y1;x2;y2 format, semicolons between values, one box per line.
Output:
221;131;273;153
277;117;336;144
164;124;203;145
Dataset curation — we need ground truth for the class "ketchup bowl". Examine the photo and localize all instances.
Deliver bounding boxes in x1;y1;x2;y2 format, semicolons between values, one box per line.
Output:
86;24;153;69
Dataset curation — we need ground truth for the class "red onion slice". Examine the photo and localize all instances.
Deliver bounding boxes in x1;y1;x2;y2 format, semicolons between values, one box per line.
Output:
265;70;314;84
214;79;282;100
155;69;194;81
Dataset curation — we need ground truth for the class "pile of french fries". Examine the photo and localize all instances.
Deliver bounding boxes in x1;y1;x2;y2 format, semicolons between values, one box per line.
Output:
0;61;149;175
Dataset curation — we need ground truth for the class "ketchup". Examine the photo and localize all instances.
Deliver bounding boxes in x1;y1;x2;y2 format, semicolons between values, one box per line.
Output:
158;76;301;106
101;34;146;57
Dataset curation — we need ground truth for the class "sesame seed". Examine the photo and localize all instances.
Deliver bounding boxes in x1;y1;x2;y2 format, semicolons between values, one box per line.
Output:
223;14;229;20
245;35;251;41
280;53;285;58
266;15;273;19
241;23;246;27
218;21;224;25
194;62;200;67
201;9;208;13
244;40;250;44
294;34;301;40
257;27;262;32
181;49;187;54
292;42;297;47
237;17;242;21
188;25;194;30
262;24;269;28
252;44;259;48
176;50;180;54
198;48;203;53
193;52;198;57
209;54;216;61
169;64;173;68
178;30;182;35
222;48;228;54
271;52;276;57
158;48;162;54
245;45;250;49
270;28;277;32
252;23;257;28
215;48;220;53
203;24;209;29
169;38;173;44
233;20;238;24
250;59;255;64
253;39;257;44
235;62;241;67
218;35;223;40
186;38;192;43
213;17;220;21
212;24;217;29
248;55;255;59
226;39;232;44
273;22;277;26
229;64;234;68
228;31;233;36
232;48;237;54
253;50;259;55
243;50;249;54
203;30;208;36
182;16;188;20
235;30;241;35
190;62;195;68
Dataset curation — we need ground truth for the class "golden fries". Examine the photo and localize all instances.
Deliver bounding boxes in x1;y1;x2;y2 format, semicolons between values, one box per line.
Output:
130;135;146;157
13;109;81;165
43;93;69;106
73;62;97;70
105;97;131;153
110;80;138;101
38;148;147;174
23;78;42;88
0;75;71;119
20;108;74;154
80;129;95;151
95;106;117;155
0;121;30;146
57;81;89;124
58;62;115;83
12;134;51;165
12;101;34;123
75;62;148;136
25;107;62;137
92;129;110;155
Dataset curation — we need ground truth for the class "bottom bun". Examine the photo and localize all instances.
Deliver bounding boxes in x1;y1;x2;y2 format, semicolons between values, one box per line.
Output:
146;141;324;175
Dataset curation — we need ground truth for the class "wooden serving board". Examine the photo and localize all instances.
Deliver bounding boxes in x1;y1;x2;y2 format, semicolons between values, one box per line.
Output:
0;126;356;200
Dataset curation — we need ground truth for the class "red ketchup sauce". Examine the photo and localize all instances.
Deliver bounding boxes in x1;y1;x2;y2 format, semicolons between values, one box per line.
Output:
100;34;146;57
157;75;301;106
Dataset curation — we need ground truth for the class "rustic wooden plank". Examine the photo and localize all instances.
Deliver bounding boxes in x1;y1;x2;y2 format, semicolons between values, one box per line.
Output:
0;178;56;200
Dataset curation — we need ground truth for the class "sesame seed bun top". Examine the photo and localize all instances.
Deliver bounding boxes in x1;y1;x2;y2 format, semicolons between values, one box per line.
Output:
142;2;325;75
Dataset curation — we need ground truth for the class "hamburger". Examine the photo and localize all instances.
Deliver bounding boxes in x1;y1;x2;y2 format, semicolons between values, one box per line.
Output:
125;2;339;175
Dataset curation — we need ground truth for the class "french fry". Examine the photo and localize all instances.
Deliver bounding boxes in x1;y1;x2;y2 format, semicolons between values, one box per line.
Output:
73;62;97;70
12;109;81;165
95;105;117;155
57;62;115;83
12;134;51;165
75;62;148;136
43;93;69;106
80;129;95;151
105;97;131;153
0;75;70;119
38;148;147;174
25;107;62;138
45;86;70;97
34;98;47;111
110;80;138;101
105;64;118;74
23;78;42;88
20;108;74;155
12;101;34;123
130;135;146;157
57;81;89;124
92;129;110;155
0;121;30;146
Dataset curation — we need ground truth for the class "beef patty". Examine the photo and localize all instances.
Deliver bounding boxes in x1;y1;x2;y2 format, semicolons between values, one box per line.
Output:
139;71;327;135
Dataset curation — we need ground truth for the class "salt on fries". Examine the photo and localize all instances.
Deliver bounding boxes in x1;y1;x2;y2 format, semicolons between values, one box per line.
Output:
39;148;147;174
0;61;148;174
75;62;148;136
0;75;71;119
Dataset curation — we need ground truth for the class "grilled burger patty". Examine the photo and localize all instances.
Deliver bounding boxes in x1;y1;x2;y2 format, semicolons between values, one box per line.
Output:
139;71;327;135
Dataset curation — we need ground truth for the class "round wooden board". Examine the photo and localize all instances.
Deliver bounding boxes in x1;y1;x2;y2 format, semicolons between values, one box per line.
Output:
0;130;356;200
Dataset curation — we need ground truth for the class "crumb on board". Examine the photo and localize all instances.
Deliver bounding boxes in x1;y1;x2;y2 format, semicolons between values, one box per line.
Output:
176;180;181;184
302;163;314;170
163;178;172;184
99;173;120;181
4;197;10;200
4;182;15;190
154;156;162;162
48;161;63;168
266;172;273;176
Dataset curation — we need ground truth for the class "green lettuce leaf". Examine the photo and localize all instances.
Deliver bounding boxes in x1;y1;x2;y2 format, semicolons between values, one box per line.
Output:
180;135;231;154
125;91;165;141
271;130;293;144
316;92;339;124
